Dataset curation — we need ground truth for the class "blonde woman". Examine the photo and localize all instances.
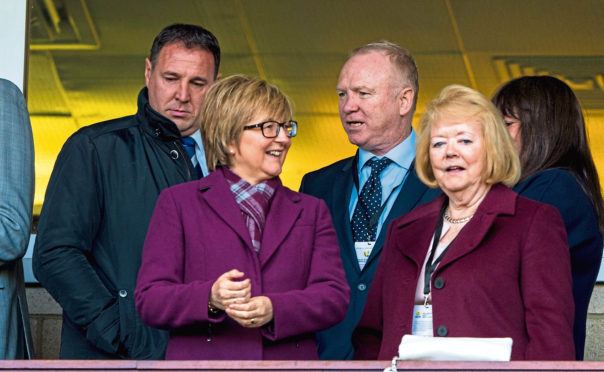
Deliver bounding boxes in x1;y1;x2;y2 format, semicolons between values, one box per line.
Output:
353;85;574;360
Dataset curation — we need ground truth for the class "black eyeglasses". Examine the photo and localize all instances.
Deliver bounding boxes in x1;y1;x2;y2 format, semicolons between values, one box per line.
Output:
243;120;298;138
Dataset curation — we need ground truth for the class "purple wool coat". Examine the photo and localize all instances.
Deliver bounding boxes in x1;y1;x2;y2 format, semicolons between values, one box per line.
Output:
135;169;349;360
353;184;575;361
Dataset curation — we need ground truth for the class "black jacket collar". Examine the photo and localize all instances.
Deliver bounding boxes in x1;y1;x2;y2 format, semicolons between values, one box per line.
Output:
136;87;182;141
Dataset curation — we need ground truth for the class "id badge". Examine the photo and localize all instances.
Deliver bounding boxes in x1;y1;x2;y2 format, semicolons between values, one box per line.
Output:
354;241;374;270
412;304;433;336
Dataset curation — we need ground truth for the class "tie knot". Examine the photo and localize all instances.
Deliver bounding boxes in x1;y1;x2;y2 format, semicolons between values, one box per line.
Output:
181;137;196;148
181;137;197;160
368;157;391;175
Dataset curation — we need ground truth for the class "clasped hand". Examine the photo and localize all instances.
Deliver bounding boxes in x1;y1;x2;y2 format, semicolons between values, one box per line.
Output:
210;269;273;328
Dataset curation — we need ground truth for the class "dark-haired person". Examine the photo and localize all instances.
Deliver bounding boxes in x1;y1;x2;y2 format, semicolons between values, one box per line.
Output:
493;75;604;360
135;75;349;360
33;24;221;359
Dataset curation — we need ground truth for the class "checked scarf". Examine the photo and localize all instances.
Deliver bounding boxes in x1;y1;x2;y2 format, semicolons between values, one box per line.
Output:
223;167;280;252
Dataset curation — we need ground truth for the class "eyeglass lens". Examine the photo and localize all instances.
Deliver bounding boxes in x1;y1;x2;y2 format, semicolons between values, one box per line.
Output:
263;121;296;138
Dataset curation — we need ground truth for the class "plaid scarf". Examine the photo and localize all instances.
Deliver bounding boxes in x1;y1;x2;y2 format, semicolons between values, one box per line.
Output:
223;167;280;252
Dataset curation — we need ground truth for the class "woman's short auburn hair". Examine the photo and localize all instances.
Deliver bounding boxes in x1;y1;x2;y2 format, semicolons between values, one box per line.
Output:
199;74;293;172
416;84;520;188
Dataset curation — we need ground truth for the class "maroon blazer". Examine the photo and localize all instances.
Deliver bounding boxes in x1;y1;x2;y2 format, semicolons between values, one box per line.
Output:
353;184;575;361
135;169;349;360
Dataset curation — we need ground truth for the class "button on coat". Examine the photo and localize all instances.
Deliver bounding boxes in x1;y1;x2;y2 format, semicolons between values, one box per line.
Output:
437;325;448;337
433;277;444;289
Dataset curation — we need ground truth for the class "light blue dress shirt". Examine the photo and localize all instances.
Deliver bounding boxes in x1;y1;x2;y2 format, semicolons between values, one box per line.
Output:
189;130;209;177
348;130;416;240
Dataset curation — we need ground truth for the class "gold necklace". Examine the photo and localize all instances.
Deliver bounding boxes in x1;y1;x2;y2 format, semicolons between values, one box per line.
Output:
443;210;474;224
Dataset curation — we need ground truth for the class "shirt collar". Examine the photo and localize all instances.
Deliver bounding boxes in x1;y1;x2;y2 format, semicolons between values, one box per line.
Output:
357;129;416;171
188;129;203;145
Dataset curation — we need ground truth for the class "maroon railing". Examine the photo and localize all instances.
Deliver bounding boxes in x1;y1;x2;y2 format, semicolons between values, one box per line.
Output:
0;360;603;372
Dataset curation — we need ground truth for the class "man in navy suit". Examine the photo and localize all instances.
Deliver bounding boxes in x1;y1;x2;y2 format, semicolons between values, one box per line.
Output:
299;41;440;360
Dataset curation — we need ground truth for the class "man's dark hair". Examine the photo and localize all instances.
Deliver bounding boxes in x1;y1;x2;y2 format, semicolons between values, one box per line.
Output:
149;23;221;78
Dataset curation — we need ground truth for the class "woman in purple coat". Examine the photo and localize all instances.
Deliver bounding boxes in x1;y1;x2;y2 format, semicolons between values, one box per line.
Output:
135;75;349;360
353;85;574;360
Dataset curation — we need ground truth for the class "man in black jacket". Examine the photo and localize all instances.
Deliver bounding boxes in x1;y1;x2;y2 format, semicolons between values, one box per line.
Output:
33;24;221;359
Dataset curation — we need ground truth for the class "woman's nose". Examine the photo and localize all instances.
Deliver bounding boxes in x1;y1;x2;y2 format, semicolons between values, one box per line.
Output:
445;143;457;157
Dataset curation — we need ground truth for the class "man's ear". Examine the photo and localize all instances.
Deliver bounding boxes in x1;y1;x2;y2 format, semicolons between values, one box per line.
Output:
398;87;415;117
144;58;153;87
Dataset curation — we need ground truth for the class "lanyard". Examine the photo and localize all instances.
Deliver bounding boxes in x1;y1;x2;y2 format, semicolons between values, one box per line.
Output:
423;202;455;300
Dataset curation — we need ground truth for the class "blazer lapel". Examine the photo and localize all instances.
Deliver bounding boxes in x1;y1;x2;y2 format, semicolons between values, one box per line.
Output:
260;187;303;266
334;158;360;274
198;172;251;247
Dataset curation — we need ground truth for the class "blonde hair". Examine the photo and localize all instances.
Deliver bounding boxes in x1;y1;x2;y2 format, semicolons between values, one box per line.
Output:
199;74;293;171
416;84;520;188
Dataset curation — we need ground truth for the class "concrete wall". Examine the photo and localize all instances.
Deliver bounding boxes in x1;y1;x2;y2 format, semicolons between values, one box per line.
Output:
26;287;61;359
586;284;604;360
26;283;604;360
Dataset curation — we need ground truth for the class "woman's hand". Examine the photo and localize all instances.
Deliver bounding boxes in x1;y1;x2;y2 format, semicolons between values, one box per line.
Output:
210;269;251;310
226;295;274;328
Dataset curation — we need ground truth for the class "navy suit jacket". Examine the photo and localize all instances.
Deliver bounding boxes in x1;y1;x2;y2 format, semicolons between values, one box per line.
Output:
299;153;440;359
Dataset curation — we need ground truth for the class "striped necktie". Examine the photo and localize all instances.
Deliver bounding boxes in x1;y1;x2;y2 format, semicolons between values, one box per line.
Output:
181;137;203;179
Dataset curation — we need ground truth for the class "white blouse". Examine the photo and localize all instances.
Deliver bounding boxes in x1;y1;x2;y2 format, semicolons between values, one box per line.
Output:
414;222;451;305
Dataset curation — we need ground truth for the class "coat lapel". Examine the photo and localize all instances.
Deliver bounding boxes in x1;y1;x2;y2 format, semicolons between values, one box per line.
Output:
437;212;497;270
260;187;303;266
437;184;517;271
198;171;251;247
394;194;446;269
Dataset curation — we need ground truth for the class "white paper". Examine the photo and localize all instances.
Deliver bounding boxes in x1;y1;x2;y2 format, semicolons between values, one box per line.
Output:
397;334;513;361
